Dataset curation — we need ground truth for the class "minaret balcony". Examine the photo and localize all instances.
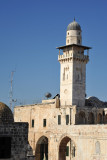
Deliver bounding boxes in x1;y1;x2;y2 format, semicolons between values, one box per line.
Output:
58;53;89;62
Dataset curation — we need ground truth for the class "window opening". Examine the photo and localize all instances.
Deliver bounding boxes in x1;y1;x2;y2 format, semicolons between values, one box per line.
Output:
58;115;61;125
66;115;69;125
43;119;46;127
72;146;76;157
32;119;34;128
78;39;80;44
66;146;69;156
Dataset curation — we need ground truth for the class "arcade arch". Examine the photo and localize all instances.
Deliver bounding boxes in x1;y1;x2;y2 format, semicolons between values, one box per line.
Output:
78;111;86;124
88;112;94;124
59;136;76;160
97;113;102;124
104;114;107;124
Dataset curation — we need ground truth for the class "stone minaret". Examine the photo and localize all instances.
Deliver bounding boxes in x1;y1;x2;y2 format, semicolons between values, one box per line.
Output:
57;19;91;107
66;18;82;45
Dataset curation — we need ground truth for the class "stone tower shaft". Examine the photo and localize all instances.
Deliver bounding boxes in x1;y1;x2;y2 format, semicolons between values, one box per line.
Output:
57;20;91;107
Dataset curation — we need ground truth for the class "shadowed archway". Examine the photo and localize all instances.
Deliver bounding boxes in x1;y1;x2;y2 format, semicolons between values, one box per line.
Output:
35;136;48;160
97;113;102;124
88;112;94;124
104;114;107;124
76;111;86;124
59;136;76;160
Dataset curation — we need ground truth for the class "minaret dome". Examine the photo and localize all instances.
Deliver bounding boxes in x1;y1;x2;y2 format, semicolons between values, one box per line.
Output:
66;19;82;45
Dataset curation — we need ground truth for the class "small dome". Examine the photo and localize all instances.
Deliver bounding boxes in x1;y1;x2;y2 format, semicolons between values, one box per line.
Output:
67;19;81;31
85;97;104;108
0;102;14;123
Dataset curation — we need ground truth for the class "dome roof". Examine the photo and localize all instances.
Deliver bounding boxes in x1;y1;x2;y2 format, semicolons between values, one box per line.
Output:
0;102;14;123
67;19;81;31
85;97;107;108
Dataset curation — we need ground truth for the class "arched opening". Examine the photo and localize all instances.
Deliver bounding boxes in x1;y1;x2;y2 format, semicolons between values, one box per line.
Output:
67;39;69;44
97;113;102;124
59;136;76;160
35;136;48;160
104;114;107;124
77;111;86;124
78;39;80;44
88;112;94;124
95;141;100;154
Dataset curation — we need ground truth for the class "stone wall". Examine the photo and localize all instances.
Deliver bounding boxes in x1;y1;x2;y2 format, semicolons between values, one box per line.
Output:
0;122;28;160
14;103;107;160
33;125;107;160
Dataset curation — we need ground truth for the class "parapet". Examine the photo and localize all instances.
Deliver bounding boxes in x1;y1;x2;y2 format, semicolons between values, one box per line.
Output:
42;98;60;108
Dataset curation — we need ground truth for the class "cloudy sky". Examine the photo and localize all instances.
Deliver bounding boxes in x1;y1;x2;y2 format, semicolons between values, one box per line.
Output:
0;0;107;108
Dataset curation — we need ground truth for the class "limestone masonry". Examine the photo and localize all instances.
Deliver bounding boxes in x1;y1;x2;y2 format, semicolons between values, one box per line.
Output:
14;19;107;160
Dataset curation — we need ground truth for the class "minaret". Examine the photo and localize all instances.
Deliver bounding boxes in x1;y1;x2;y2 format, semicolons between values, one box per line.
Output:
57;19;91;107
66;18;82;45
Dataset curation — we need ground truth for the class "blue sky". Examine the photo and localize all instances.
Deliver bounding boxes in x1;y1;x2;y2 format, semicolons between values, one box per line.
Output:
0;0;107;108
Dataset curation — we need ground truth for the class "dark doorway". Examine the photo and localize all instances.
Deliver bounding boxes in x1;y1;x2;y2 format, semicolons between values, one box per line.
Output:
98;113;102;124
78;111;86;124
104;114;107;124
0;137;11;159
35;136;48;160
89;112;94;124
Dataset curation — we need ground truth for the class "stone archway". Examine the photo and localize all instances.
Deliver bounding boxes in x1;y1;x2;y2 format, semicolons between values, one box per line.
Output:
59;136;76;160
88;112;94;124
35;136;48;160
104;114;107;124
78;111;86;124
97;113;102;124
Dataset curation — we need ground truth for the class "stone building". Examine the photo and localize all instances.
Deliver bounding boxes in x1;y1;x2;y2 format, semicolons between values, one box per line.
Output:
0;102;29;160
14;19;107;160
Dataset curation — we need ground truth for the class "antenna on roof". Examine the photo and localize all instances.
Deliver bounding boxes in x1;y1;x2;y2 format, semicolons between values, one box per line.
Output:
74;17;75;21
